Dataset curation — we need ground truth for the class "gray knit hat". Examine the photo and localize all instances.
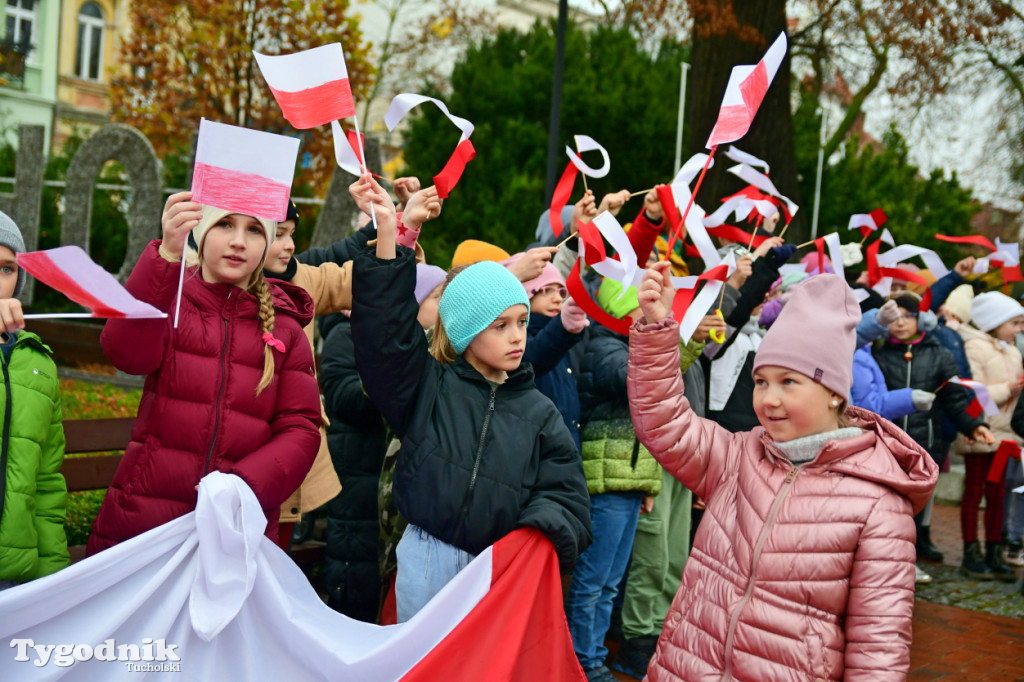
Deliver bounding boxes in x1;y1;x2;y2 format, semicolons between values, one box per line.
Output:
0;210;26;297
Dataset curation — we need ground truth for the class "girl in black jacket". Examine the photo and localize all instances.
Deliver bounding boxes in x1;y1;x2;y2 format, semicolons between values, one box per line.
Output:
348;174;592;623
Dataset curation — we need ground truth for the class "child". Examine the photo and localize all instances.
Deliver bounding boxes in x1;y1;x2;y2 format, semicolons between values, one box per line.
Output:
87;192;322;554
953;291;1024;581
628;265;938;681
0;210;68;588
347;173;591;623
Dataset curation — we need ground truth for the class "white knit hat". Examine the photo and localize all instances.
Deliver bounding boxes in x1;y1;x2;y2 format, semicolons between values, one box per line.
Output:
970;291;1024;332
943;284;974;324
192;205;276;263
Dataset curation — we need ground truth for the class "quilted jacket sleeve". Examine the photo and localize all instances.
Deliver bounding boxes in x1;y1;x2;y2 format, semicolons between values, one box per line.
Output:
516;409;593;573
298;261;353;317
296;225;374;267
99;241;178;375
33;381;68;578
843;494;916;681
850;348;916;421
627;318;741;499
230;331;322;510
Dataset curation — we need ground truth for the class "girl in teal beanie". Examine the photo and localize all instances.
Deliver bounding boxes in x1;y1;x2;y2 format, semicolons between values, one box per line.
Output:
347;173;592;622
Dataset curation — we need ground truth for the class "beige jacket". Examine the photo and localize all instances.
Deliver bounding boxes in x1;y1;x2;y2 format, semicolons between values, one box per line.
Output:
954;324;1023;455
279;261;353;523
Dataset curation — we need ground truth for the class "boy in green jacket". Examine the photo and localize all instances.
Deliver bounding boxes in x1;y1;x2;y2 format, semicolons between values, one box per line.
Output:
0;210;68;589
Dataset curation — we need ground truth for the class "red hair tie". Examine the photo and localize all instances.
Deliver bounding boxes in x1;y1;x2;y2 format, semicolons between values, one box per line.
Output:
262;332;286;353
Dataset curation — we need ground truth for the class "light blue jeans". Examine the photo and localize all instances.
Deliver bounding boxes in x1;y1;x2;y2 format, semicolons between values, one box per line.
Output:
395;524;476;623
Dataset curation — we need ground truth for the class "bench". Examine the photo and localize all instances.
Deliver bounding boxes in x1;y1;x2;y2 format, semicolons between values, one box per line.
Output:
60;417;326;566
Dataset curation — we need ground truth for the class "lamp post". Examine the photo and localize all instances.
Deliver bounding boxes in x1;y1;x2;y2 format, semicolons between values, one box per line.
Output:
544;0;569;204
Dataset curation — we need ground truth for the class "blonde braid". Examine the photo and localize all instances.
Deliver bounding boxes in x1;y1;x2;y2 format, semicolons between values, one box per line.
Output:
252;270;276;396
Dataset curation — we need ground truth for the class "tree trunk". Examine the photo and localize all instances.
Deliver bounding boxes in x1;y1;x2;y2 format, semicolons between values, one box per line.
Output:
688;0;805;240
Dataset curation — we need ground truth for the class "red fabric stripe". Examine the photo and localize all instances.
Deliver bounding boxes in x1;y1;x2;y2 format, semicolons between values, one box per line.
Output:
988;440;1022;484
869;208;887;227
549;163;578;237
866;239;881;284
1003;266;1024;283
401;529;585;682
670;263;730;323
739;60;770;119
17;252;122;317
577;220;606;264
815;237;826;275
192;162;291;221
707;104;751;148
858;225;873;240
268;79;355;129
877;267;933;311
566;259;632;335
434;139;476;199
935;234;997;252
705;224;768;248
664;146;716;259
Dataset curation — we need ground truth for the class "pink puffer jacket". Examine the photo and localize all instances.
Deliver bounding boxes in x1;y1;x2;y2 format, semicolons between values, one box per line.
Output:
628;319;937;682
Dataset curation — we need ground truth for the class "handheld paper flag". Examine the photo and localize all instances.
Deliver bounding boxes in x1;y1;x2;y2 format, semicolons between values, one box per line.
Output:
332;121;365;176
947;377;998;417
549;136;612;237
191;119;299;222
875;243;949;279
254;44;356;129
726;164;799;219
848;208;887;239
706;32;788;148
385;94;475;199
18;246;166;319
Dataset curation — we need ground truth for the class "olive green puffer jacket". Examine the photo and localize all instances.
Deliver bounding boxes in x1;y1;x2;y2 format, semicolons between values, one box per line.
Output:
0;331;68;583
578;326;662;496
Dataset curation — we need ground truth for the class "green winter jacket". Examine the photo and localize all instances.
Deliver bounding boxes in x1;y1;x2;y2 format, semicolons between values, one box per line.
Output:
0;331;68;583
578;326;662;496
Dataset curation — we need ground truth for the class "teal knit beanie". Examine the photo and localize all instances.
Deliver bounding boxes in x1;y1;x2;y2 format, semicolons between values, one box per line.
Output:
439;260;530;354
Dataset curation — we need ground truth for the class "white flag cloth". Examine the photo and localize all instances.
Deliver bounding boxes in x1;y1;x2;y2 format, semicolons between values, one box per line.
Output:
566;135;611;178
669;153;720;268
726;163;799;218
0;473;581;681
722;146;770;174
875;244;950;279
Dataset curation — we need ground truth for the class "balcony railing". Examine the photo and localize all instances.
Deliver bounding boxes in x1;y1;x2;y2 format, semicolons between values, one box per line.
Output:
0;36;35;88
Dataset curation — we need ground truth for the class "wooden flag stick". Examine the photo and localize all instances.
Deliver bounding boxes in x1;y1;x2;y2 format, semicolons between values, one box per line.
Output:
629;187;654;198
665;145;718;260
797;238;818;249
777;220;792;240
555;230;579;250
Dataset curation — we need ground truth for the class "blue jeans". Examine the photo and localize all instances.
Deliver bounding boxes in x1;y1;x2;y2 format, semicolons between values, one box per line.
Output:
395;524;476;623
1003;457;1024;543
566;492;642;670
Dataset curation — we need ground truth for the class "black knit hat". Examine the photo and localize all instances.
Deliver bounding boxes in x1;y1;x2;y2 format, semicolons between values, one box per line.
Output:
285;200;300;226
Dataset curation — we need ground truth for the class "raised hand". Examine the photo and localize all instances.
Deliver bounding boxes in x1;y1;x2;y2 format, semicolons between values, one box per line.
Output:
402;186;442;230
693;313;727;342
393;176;421;208
598;189;632;218
644;186;664;223
954;256;977;278
638;261;675;324
508;246;558;283
161;191;202;255
560;296;590;334
0;298;24;333
571;190;598;230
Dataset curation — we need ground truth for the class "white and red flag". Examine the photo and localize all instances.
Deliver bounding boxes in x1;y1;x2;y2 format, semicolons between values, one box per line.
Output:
191;119;299;222
706;32;788;148
254;44;356;129
17;246;166;319
0;473;584;681
385;94;476;199
331;121;366;177
848;208;887;239
947;377;998;418
548;135;611;237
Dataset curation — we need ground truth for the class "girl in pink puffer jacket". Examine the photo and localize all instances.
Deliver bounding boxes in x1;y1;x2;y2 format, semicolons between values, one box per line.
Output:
628;264;939;682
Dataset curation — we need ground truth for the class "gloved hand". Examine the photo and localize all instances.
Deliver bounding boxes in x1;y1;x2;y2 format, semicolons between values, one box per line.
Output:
912;389;936;411
766;244;798;269
560;296;590;334
875;300;901;327
840;242;864;267
918;310;938;332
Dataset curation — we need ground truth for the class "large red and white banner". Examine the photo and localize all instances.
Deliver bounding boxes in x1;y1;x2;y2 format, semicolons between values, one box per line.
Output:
706;32;788;148
254;44;356;129
0;473;583;681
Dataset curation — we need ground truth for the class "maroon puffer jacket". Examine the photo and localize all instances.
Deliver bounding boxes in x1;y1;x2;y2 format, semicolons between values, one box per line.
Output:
87;241;322;555
628;319;938;682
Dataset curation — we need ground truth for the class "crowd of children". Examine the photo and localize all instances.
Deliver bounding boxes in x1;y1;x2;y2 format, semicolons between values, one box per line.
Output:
2;151;1024;681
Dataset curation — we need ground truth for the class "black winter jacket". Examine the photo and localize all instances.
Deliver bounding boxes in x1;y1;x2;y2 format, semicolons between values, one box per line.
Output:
525;312;583;452
318;313;388;621
351;248;592;572
872;332;985;462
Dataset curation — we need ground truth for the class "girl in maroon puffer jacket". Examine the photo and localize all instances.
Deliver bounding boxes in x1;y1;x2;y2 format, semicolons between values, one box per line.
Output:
628;264;939;682
86;192;322;555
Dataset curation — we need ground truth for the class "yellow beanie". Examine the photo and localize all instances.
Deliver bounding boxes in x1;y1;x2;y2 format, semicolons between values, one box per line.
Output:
451;239;511;268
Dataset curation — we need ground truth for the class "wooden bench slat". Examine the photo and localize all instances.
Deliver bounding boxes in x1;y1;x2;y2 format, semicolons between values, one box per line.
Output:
61;454;123;492
64;417;135;454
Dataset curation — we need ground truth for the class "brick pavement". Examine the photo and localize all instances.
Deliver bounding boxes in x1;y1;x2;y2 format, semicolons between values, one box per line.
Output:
605;502;1024;681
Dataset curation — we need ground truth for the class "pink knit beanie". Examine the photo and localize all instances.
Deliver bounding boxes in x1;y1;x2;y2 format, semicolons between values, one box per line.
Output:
501;253;564;297
753;274;861;400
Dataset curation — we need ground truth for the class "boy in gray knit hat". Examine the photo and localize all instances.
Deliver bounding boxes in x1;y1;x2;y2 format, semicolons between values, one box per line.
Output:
0;208;69;590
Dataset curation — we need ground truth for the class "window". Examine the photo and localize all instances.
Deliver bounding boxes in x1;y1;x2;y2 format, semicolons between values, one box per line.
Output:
4;0;36;50
75;1;104;81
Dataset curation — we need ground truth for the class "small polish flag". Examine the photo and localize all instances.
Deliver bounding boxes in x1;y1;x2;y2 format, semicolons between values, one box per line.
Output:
948;377;998;417
18;246;166;319
191;119;299;222
331;121;364;176
254;44;356;129
848;208;887;239
706;32;788;148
